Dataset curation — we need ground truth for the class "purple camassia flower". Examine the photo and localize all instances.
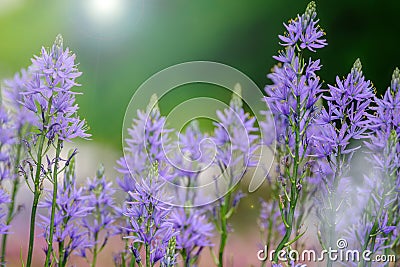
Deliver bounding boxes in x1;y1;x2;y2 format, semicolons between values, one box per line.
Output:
314;59;373;158
124;165;176;266
20;34;89;143
264;1;326;144
211;84;258;265
258;199;286;244
0;108;14;182
166;120;215;265
169;120;213;205
278;1;327;52
263;3;326;168
2;69;38;131
346;68;400;256
366;68;400;173
262;2;327;262
171;208;214;265
312;59;374;248
171;120;211;185
39;174;93;264
117;94;172;194
116;95;173;263
213;84;258;185
80;166;117;262
0;189;10;235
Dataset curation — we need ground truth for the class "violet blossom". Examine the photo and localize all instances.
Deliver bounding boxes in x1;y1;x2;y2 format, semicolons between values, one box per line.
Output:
81;165;117;266
2;69;37;132
117;94;172;183
20;34;90;143
171;208;214;266
0;108;14;182
168;120;214;266
19;35;91;267
39;159;93;266
116;95;174;264
124;164;176;266
211;84;258;266
312;59;374;256
0;189;10;236
345;68;400;261
262;1;327;262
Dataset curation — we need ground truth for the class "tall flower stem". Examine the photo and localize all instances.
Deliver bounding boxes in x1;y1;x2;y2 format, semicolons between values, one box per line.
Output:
273;94;302;263
44;139;62;266
326;153;341;267
26;130;46;267
218;192;230;267
359;174;389;267
91;232;99;267
1;133;22;262
145;204;153;267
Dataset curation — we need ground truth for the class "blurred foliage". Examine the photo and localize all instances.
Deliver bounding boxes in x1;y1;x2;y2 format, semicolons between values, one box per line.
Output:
0;0;399;148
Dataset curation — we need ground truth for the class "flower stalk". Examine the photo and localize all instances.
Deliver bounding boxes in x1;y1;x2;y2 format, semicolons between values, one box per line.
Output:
44;139;62;266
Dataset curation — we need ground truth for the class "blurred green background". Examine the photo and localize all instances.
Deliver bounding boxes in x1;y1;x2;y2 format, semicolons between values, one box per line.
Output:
0;0;399;149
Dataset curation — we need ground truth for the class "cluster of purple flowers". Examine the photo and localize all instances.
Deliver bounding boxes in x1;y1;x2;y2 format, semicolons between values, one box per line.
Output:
0;108;14;182
81;165;117;265
20;35;89;143
262;1;327;263
0;108;12;237
124;164;176;266
343;68;400;264
0;189;10;236
39;161;92;266
168;120;215;266
261;2;398;266
211;84;258;266
312;59;374;259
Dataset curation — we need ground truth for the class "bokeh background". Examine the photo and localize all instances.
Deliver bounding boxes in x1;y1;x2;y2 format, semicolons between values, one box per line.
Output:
0;0;399;266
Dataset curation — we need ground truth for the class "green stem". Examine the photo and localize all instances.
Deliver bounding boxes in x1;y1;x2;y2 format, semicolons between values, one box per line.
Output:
327;153;341;267
44;140;62;267
182;250;188;267
26;132;46;267
218;192;230;267
145;244;150;267
1;140;22;262
273;93;301;263
59;240;65;267
91;232;99;267
145;205;153;267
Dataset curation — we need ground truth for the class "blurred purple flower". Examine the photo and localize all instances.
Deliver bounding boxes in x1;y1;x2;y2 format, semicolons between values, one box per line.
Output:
0;108;14;182
171;208;213;264
81;165;117;261
345;68;399;258
258;199;285;239
117;94;172;194
2;69;38;131
0;189;10;235
213;84;258;182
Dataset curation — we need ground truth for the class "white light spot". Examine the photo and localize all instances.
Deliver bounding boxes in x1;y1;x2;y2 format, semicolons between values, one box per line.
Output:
88;0;122;21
